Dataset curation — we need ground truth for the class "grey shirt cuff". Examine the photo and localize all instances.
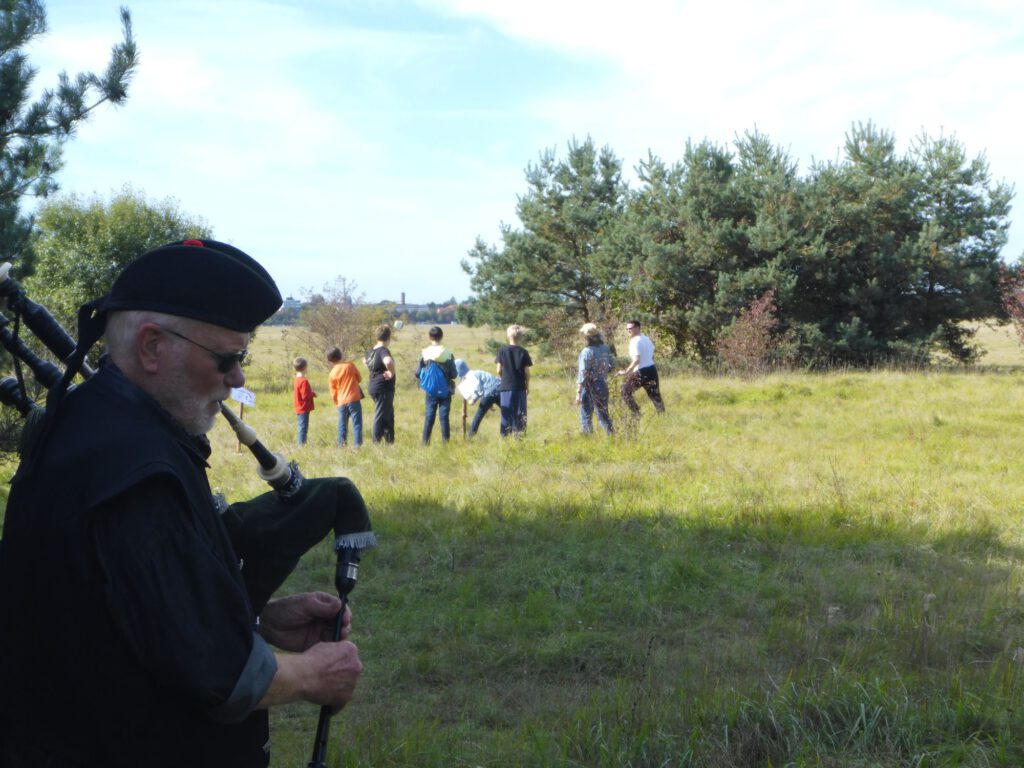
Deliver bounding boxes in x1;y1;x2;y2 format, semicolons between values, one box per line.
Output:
208;633;278;723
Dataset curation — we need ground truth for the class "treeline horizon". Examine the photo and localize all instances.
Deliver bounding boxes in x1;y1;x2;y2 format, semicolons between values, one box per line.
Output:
460;123;1016;366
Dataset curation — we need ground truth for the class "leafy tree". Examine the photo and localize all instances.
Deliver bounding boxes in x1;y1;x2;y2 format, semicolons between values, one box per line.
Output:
622;124;1011;365
462;137;629;337
619;132;804;361
1;2;137;265
468;125;1012;367
455;297;478;326
0;187;205;453
24;187;211;329
613;149;703;356
294;277;391;365
907;132;1013;359
796;125;931;361
718;130;804;312
797;123;1011;363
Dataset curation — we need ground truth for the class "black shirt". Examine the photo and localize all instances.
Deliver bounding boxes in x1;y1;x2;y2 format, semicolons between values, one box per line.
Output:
496;344;532;391
365;345;394;395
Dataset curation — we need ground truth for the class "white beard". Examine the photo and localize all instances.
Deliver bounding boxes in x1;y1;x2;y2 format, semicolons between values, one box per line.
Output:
156;366;227;436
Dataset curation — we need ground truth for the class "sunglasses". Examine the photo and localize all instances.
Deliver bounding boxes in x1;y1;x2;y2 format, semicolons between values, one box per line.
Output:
160;326;248;373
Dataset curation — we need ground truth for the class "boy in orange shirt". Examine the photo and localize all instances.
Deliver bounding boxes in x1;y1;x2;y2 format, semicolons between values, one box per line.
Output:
327;346;363;447
292;357;315;445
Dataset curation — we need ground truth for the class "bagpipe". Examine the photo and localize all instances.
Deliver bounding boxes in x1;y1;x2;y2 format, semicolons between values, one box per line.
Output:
0;262;375;766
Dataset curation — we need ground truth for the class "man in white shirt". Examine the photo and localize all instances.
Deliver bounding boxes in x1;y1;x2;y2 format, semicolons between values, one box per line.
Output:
617;319;666;417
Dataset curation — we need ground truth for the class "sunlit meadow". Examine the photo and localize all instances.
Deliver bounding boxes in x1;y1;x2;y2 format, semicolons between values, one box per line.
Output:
10;320;1024;766
207;321;1024;767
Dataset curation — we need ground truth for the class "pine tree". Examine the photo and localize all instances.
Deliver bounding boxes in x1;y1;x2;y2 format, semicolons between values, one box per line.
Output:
461;137;629;339
0;1;137;265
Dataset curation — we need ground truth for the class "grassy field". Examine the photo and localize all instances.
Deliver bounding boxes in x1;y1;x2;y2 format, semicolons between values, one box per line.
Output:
10;321;1024;766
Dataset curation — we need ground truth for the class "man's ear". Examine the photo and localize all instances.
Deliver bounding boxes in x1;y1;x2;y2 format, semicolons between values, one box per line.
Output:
137;323;166;374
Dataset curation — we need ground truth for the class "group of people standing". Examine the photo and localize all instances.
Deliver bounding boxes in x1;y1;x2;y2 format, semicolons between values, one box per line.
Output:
292;318;664;446
291;323;534;446
575;319;665;434
291;324;397;448
414;323;533;443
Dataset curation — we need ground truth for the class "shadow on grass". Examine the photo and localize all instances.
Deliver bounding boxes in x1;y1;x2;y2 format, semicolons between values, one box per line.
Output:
273;496;1024;768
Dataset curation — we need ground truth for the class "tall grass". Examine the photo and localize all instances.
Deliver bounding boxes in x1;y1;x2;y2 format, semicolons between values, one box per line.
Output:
207;324;1024;766
9;322;1024;766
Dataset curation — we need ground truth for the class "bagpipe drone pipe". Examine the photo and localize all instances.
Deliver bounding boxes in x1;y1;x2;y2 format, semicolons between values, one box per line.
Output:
0;261;376;615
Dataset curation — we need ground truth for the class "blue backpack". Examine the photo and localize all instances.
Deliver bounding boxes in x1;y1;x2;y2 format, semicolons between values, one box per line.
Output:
419;360;449;398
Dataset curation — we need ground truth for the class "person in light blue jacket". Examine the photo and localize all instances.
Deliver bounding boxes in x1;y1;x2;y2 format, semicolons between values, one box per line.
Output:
455;359;502;437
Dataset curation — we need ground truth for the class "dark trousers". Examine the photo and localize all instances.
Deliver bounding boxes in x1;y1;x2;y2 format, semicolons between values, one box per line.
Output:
622;365;665;416
499;389;528;436
422;394;452;444
469;394;499;436
371;389;395;443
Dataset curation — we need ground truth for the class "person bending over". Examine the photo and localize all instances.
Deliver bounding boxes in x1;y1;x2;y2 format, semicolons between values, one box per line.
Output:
455;358;501;437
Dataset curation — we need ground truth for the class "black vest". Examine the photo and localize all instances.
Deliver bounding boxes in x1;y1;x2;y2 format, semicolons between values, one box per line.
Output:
0;365;270;767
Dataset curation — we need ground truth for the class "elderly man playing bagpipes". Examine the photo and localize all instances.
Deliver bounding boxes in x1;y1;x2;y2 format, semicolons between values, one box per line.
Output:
0;240;375;767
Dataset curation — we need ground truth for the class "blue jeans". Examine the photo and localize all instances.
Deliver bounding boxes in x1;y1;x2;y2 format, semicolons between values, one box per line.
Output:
296;412;310;445
422;394;451;444
579;381;612;434
338;401;363;447
469;394;499;436
499;389;528;436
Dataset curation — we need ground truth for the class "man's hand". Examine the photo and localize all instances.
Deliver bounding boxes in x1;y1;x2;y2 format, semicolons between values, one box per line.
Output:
260;592;350;652
259;640;363;713
300;641;364;714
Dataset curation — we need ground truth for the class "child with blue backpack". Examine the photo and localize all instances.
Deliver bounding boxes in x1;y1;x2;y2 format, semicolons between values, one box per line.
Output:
416;325;457;444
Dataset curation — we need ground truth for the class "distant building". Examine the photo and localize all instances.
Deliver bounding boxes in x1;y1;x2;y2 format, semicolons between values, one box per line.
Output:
268;296;303;325
393;291;461;324
266;292;462;327
435;303;458;324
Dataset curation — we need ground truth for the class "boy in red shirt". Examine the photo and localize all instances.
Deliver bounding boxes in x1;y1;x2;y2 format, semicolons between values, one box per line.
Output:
292;356;316;445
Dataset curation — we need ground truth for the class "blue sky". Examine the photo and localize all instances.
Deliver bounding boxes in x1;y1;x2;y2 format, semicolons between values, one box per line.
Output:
26;0;1024;303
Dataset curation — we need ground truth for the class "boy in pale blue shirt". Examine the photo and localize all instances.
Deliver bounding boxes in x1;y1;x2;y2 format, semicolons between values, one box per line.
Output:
455;359;501;437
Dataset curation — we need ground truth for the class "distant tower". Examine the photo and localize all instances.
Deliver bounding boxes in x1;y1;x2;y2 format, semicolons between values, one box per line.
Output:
401;292;406;309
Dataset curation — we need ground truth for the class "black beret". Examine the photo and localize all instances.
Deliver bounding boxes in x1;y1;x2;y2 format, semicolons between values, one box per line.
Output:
100;239;282;332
